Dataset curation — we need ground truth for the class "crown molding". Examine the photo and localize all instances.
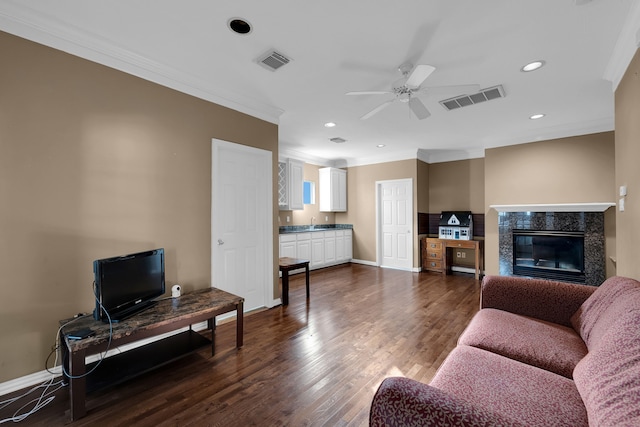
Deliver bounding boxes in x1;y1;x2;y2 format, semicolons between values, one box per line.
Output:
0;3;283;124
490;203;615;213
603;0;640;90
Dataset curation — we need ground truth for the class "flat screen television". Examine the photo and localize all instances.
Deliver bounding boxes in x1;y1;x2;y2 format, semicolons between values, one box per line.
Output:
93;248;165;322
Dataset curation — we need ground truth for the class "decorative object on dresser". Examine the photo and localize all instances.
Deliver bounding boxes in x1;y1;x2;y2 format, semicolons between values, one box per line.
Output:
438;211;473;240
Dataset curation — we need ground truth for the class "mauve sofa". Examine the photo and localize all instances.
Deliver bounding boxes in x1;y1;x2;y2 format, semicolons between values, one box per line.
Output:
370;275;640;426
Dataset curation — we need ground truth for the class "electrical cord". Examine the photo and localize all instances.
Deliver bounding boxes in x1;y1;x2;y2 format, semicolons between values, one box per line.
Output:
59;282;113;379
0;281;115;422
0;378;65;424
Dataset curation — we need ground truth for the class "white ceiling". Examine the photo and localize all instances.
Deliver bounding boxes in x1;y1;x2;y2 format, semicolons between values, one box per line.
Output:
1;0;639;166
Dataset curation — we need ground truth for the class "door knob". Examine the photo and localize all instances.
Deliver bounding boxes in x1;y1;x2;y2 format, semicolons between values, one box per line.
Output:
217;239;225;246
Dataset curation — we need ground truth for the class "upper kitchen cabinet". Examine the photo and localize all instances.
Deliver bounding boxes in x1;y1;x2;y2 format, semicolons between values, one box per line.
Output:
319;167;347;212
278;158;304;211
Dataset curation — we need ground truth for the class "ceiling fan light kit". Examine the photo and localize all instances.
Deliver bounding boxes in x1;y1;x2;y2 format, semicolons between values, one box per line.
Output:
347;62;479;120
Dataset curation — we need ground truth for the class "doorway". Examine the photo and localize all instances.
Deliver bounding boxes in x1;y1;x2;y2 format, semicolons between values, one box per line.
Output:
376;179;414;271
211;139;273;312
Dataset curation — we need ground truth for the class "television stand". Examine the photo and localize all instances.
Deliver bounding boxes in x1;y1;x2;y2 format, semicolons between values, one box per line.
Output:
59;287;244;421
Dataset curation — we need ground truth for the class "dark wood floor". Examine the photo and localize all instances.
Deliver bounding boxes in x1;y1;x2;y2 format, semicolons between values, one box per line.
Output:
1;264;481;426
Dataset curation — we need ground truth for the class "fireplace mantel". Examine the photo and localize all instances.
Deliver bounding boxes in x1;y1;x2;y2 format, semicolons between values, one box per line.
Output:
490;202;615;213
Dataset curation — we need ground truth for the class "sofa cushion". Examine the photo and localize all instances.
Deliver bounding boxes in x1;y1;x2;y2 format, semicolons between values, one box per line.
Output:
430;345;588;427
370;377;525;427
458;308;587;378
570;276;640;348
573;309;640;427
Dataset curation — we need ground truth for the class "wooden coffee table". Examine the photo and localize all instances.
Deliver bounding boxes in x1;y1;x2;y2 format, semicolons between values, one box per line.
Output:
278;257;310;305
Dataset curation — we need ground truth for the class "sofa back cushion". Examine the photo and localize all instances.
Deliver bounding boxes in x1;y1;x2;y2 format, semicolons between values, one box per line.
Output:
570;276;640;348
573;308;640;426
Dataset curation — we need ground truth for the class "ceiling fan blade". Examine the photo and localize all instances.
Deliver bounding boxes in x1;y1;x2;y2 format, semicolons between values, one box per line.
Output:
361;99;395;120
409;97;431;120
405;64;436;89
346;91;392;96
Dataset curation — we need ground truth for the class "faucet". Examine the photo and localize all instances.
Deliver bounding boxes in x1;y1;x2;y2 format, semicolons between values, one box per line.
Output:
310;216;316;229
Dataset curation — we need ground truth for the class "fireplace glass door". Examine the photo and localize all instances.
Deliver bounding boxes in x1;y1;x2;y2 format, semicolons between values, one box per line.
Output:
513;230;585;283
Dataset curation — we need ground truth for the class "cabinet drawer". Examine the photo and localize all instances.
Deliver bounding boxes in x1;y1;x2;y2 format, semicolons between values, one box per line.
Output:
447;240;476;249
425;239;442;250
280;234;296;243
425;260;443;270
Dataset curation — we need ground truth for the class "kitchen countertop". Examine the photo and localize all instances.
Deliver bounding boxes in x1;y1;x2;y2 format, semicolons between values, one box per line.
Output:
279;224;353;234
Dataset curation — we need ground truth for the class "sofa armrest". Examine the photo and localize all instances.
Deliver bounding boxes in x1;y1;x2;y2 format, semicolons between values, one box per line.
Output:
370;377;523;427
481;275;596;327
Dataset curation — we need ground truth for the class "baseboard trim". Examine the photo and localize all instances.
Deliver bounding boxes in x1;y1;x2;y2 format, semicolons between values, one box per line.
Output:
0;320;211;398
350;259;377;267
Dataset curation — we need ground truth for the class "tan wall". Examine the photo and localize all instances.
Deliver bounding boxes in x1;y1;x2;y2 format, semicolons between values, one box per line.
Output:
484;132;616;276
427;159;485;267
278;162;336;227
614;48;640;279
429;159;485;214
337;159;419;267
0;32;279;382
417;160;430;214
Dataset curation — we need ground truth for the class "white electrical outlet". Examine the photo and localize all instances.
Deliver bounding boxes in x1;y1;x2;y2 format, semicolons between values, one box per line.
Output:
619;198;625;212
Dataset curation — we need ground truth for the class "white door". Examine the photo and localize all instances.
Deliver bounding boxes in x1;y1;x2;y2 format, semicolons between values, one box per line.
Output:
377;179;413;270
212;139;273;312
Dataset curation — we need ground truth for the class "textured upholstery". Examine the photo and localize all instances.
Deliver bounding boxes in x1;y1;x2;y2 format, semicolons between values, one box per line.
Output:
431;346;588;427
481;275;595;327
370;275;640;426
573;307;640;426
458;308;587;378
370;376;524;427
570;275;640;348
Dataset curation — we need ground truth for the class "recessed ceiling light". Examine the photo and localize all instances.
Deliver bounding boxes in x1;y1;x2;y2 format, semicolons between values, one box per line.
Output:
228;18;252;35
521;60;545;72
530;113;546;120
376;144;386;148
324;122;336;128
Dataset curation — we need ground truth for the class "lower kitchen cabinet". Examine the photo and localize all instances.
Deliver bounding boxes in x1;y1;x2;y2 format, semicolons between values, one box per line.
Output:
279;229;352;271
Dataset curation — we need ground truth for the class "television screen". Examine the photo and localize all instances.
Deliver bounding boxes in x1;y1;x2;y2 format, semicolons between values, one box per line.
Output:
93;248;165;322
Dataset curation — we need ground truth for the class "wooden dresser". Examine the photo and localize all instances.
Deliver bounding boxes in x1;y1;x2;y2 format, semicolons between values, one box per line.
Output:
421;237;484;280
422;238;444;273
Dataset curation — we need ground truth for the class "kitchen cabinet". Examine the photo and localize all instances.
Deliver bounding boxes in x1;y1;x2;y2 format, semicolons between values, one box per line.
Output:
279;234;297;258
311;232;325;268
278;158;304;211
296;233;311;261
279;229;352;271
319;167;347;212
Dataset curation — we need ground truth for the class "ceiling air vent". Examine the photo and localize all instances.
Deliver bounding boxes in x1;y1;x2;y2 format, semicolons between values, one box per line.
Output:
330;137;347;144
440;85;506;111
257;50;291;71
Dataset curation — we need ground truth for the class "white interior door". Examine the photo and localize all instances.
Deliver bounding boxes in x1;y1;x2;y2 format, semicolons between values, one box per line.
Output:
377;179;413;271
212;139;273;312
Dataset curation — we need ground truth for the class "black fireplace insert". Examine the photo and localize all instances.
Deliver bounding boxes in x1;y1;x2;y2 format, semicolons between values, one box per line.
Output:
512;230;585;283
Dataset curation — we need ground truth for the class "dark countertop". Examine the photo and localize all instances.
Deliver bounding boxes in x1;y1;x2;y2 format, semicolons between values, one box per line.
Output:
279;224;353;234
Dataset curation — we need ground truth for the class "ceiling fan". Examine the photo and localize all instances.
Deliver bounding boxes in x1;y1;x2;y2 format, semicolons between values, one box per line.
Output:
346;63;479;120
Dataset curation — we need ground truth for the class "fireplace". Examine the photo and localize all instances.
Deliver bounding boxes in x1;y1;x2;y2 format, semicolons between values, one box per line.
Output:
497;209;607;286
513;230;585;284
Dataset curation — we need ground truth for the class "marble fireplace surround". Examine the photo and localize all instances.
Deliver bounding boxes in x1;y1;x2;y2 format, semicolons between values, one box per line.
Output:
491;203;615;287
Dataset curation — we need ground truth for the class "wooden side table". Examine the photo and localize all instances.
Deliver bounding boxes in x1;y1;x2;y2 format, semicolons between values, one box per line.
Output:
278;257;310;305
